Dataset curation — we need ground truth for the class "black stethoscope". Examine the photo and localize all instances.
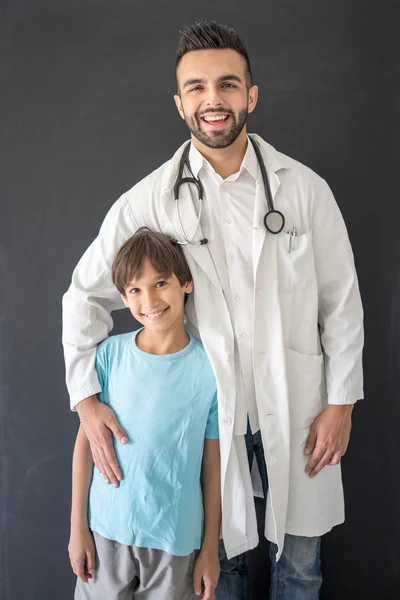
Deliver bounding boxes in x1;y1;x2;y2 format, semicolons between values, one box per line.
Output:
173;135;285;245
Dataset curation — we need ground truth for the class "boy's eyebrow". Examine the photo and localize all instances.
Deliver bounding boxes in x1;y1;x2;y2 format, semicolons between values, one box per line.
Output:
126;272;170;286
182;74;243;89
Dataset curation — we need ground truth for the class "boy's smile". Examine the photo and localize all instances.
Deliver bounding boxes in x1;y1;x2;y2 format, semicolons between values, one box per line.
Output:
121;257;193;346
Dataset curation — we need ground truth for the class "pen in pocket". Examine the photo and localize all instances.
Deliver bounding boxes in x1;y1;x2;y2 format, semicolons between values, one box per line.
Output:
288;227;297;253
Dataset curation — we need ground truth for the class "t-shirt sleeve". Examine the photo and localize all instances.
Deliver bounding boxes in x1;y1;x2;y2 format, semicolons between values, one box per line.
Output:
205;392;219;439
94;342;108;399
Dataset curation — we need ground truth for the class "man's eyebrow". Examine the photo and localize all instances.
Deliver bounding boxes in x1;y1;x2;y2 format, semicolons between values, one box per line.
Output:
183;77;206;89
216;74;243;84
182;74;243;89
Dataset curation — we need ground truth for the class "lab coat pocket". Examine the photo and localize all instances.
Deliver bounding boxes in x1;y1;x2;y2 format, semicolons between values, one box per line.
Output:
285;348;324;429
278;231;316;292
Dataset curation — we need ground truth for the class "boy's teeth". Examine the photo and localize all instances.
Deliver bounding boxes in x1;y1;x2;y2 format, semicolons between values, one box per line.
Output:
146;310;164;319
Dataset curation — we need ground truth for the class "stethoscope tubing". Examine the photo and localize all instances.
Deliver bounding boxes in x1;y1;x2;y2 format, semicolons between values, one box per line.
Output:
174;135;285;244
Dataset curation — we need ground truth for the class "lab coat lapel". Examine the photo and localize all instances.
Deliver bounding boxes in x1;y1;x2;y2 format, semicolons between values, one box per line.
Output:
161;183;223;294
252;171;281;278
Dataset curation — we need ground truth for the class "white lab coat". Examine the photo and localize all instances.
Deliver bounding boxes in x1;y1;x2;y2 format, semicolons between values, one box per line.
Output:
62;135;364;560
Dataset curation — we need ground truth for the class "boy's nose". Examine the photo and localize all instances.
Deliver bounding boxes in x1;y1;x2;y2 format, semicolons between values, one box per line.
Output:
142;292;159;311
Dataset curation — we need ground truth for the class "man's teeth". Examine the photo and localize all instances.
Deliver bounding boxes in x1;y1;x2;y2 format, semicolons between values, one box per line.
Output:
145;309;165;319
203;115;228;122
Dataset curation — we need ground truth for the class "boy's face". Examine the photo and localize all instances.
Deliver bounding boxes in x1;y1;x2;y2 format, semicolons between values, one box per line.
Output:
121;257;193;334
174;48;258;149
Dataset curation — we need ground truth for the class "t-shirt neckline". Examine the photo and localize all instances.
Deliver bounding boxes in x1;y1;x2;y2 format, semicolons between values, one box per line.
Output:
131;327;194;360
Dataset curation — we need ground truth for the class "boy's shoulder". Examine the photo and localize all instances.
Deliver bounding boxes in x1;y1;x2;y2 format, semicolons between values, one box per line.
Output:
96;332;134;359
186;335;216;381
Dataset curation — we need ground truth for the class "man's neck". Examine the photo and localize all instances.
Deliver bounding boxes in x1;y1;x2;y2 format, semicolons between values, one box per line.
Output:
192;129;248;180
136;326;189;355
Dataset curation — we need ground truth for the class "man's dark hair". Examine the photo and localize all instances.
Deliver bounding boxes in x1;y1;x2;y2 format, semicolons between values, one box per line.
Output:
176;20;252;87
112;227;192;296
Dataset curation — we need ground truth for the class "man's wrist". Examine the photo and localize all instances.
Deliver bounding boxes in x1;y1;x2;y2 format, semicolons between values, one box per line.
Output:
75;395;98;417
327;403;354;413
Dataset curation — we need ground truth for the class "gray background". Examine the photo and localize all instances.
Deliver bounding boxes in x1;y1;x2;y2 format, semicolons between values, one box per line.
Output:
1;0;399;598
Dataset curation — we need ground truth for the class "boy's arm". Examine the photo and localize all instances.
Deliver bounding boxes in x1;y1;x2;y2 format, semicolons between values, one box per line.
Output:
68;425;96;583
71;424;94;528
194;438;221;599
201;438;221;552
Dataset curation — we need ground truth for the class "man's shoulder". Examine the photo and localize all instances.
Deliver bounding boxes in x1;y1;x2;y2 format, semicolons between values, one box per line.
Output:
123;141;189;203
253;134;328;188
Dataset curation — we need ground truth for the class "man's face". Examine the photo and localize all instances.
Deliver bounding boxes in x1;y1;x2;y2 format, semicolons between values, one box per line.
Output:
174;49;258;149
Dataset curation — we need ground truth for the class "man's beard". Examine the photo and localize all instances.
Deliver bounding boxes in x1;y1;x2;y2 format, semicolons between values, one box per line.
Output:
184;107;248;149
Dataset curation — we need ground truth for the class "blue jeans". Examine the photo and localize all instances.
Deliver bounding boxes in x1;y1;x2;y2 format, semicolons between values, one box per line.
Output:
215;425;322;600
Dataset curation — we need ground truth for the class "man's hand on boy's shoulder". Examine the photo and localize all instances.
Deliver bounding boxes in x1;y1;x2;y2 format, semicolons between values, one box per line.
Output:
193;547;220;600
76;395;128;487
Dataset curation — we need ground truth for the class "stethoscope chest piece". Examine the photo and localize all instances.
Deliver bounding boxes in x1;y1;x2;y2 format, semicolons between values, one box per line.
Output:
264;210;285;234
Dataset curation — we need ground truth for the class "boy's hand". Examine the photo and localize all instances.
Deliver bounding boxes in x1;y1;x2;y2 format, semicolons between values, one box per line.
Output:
68;526;96;583
193;548;220;600
76;395;128;487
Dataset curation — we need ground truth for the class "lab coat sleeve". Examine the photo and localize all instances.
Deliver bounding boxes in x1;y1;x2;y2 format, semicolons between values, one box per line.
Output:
62;194;139;409
312;180;364;404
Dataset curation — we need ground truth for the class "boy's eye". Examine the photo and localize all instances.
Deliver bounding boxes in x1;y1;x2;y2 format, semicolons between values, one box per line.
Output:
155;281;166;288
129;288;139;294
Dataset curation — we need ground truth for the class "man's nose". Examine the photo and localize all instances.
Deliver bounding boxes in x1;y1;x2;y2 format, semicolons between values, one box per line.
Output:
205;86;223;107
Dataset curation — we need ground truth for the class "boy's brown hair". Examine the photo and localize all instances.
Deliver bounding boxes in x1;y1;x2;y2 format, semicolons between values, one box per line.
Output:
112;227;192;295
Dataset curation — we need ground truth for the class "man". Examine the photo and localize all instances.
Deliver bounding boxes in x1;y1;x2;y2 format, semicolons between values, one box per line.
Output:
63;20;363;600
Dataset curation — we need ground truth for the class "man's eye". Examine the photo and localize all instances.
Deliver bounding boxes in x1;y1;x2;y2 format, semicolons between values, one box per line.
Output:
222;83;236;88
189;86;202;92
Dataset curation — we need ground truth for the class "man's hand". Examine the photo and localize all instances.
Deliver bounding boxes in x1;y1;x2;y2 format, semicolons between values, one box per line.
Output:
304;404;354;478
76;395;128;487
193;548;220;600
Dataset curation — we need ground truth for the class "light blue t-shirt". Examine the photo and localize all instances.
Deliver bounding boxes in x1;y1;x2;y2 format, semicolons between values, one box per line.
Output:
88;329;219;556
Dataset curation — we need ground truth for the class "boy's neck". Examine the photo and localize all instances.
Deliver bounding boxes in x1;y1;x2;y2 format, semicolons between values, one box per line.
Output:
136;326;189;355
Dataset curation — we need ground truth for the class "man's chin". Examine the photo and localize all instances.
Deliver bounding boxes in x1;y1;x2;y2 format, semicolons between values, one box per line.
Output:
194;130;236;149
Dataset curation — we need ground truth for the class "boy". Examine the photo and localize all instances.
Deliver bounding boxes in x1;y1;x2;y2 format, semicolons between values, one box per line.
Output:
68;227;221;600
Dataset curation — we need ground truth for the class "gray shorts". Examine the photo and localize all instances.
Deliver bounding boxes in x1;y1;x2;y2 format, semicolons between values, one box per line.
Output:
75;532;198;600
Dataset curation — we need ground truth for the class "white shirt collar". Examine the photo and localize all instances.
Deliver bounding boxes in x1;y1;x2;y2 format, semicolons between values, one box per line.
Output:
188;136;259;182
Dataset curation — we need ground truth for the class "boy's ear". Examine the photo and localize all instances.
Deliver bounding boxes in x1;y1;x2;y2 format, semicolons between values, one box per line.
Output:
184;281;194;294
121;293;129;308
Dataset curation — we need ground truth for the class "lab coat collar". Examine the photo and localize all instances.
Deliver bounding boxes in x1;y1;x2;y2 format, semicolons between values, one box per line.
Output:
160;134;289;294
162;134;289;195
188;135;259;182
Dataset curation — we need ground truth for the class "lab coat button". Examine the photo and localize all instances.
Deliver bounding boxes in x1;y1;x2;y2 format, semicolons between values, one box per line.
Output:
223;416;232;426
240;332;246;338
224;217;232;224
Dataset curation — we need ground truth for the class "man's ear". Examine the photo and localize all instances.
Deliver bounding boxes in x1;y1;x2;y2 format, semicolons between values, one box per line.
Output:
174;93;186;120
247;84;259;114
121;294;129;308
